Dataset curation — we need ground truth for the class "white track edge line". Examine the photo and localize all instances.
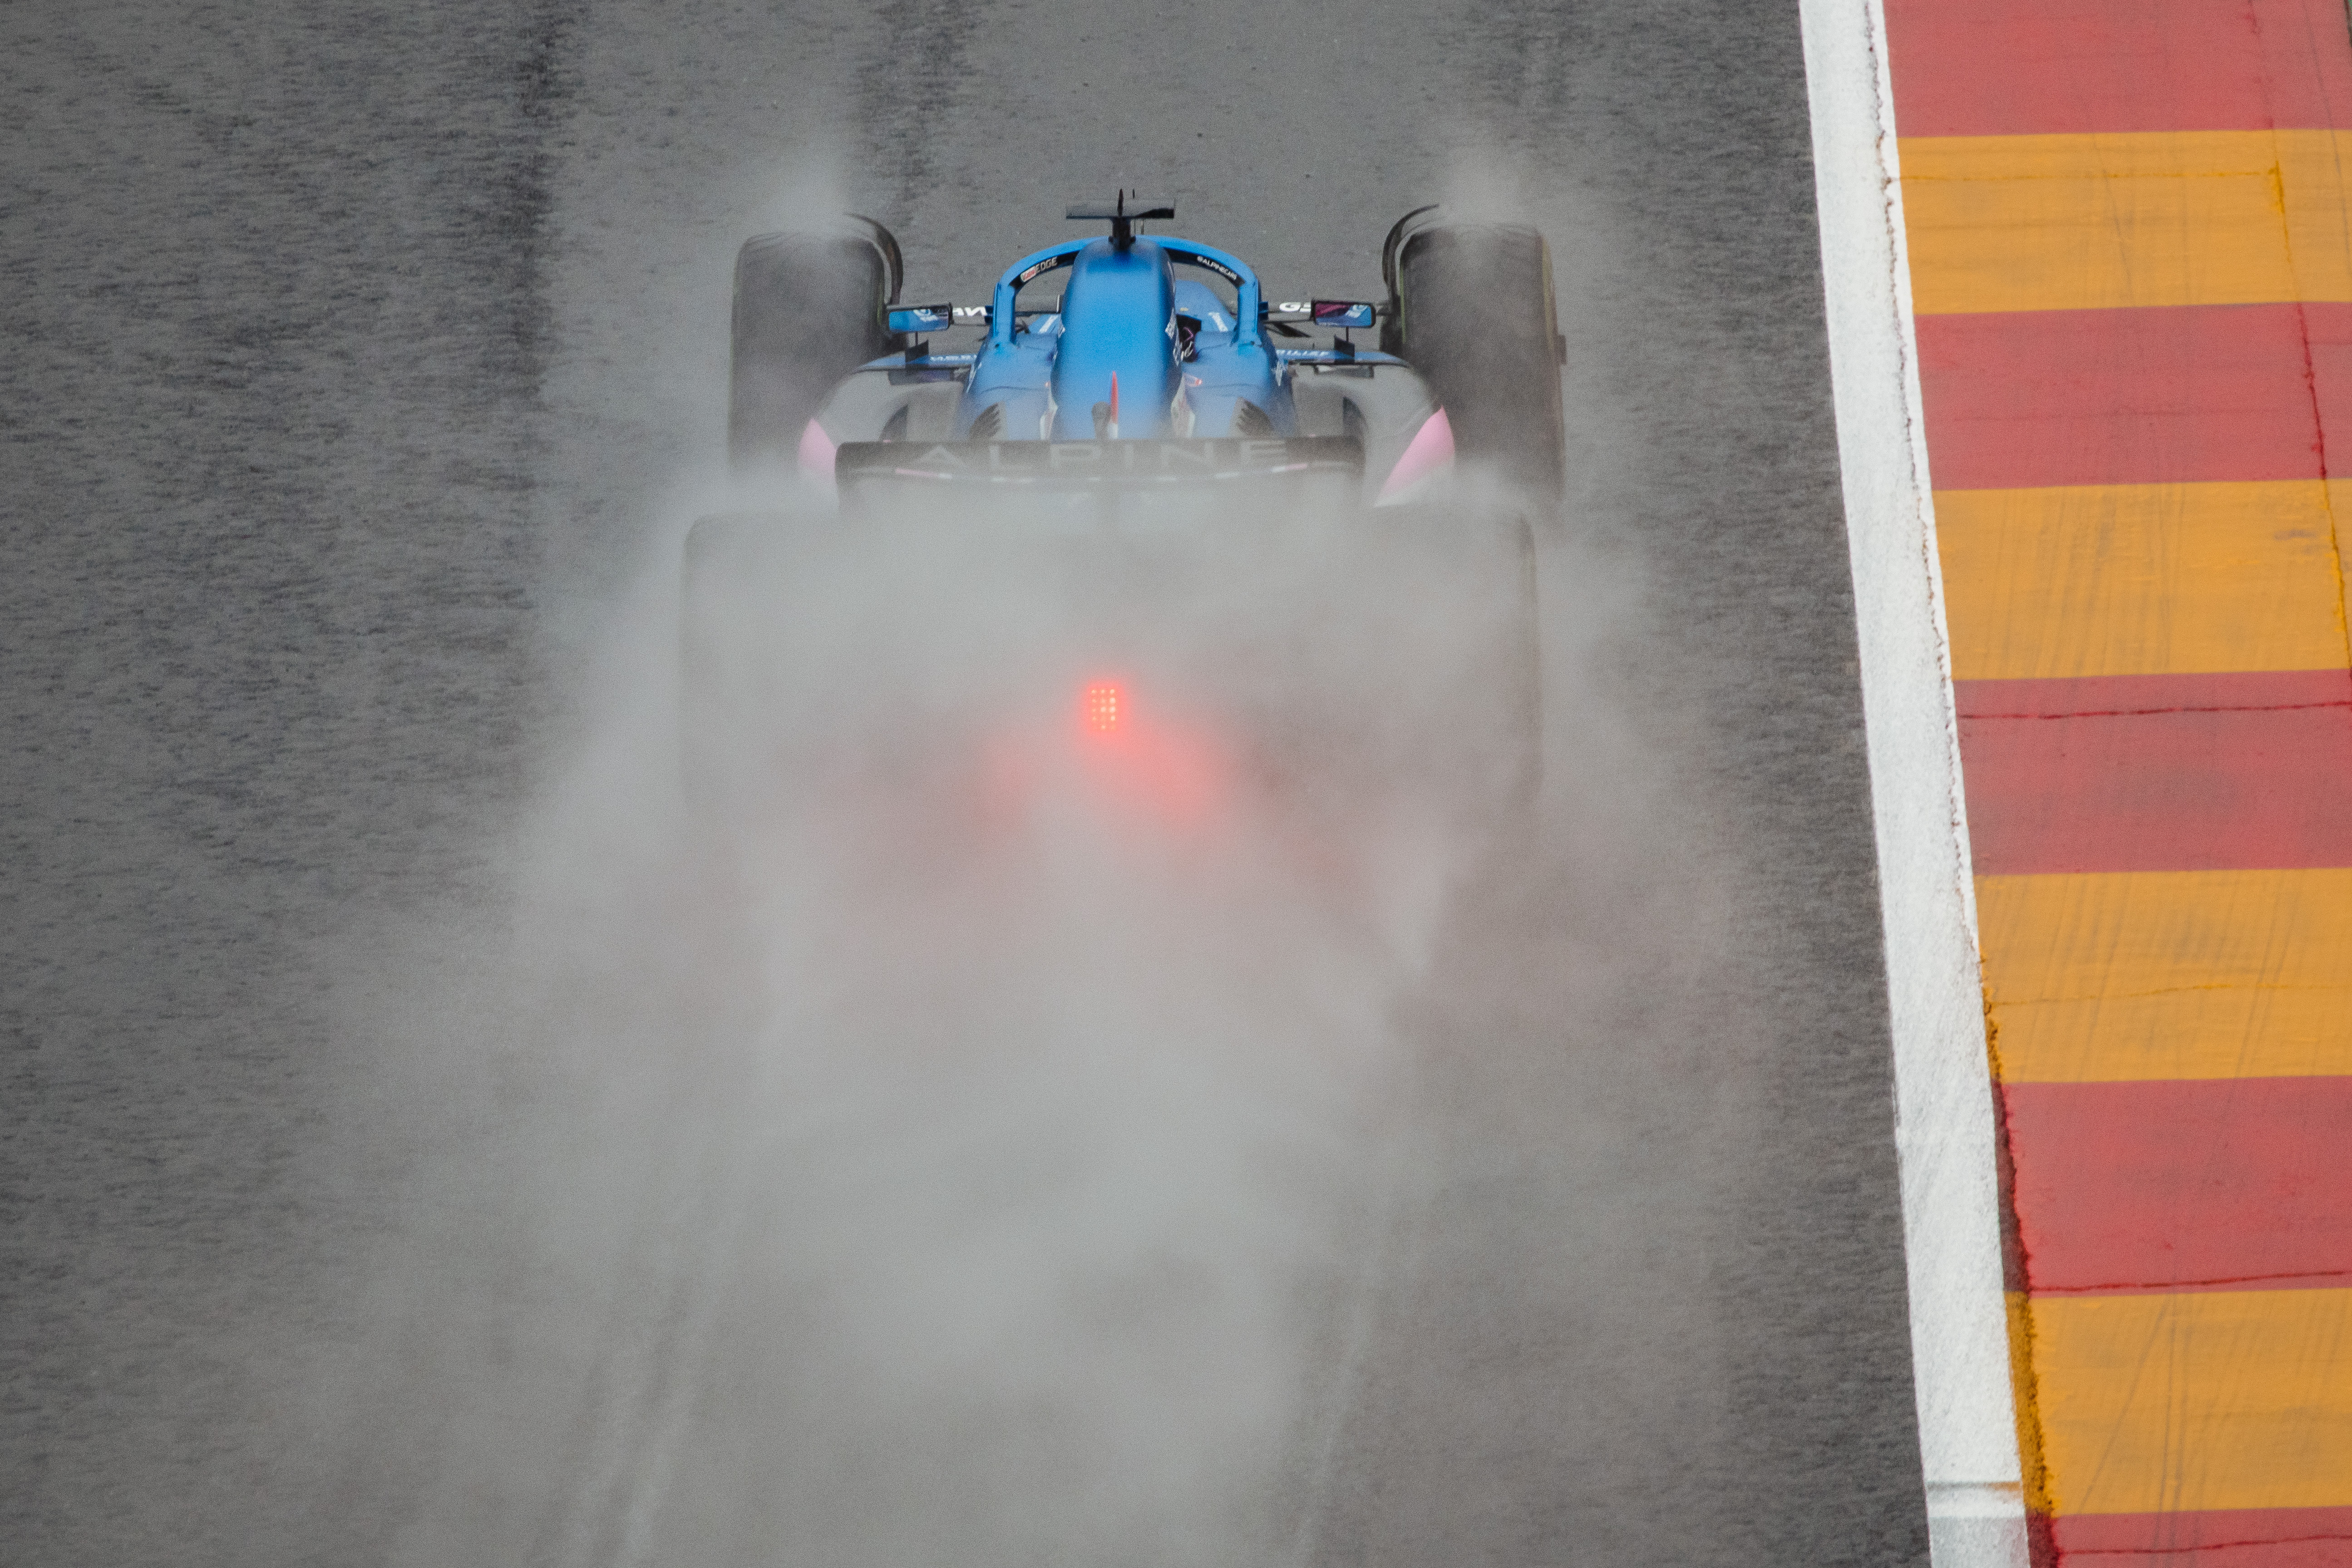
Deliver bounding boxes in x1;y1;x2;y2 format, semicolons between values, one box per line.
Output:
1795;4;2030;1566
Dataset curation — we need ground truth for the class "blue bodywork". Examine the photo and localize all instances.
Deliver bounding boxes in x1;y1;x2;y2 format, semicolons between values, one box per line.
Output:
821;221;1436;497
943;236;1299;441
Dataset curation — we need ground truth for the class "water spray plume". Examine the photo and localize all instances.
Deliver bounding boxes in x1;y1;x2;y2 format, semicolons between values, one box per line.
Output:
282;158;1579;1568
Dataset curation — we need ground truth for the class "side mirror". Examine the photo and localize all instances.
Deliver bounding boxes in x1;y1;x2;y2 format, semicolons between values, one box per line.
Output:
1312;300;1378;330
888;304;954;334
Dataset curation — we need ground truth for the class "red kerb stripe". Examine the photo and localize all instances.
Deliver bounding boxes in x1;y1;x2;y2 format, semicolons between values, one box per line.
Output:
1916;306;2352;492
2002;1078;2352;1296
1955;670;2352;874
2052;1504;2352;1563
1886;0;2352;136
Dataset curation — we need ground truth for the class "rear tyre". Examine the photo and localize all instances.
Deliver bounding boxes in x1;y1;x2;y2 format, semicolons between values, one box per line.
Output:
1460;506;1543;832
1335;502;1543;841
1383;215;1567;507
1498;510;1544;830
727;219;903;467
680;512;804;813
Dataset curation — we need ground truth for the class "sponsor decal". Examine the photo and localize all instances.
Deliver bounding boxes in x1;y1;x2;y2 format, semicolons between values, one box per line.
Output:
1181;254;1243;285
1014;255;1075;287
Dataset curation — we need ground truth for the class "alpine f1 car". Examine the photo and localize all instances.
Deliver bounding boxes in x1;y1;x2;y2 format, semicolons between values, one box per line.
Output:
683;197;1564;839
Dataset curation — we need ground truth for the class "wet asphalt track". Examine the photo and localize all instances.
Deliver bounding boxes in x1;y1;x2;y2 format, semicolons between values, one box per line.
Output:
4;3;1926;1563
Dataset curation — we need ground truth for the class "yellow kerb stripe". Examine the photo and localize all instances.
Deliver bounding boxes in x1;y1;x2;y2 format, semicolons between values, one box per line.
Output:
1978;869;2352;1083
2028;1288;2352;1516
1902;129;2352;314
1938;481;2351;681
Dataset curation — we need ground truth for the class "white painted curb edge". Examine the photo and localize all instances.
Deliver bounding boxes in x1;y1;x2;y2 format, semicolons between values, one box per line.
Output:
1795;4;2031;1565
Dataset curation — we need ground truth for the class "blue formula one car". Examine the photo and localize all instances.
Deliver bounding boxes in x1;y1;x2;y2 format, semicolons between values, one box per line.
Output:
723;195;1565;507
682;198;1563;836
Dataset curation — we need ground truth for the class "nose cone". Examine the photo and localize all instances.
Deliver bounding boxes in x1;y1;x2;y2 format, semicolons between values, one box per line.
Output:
1049;239;1180;438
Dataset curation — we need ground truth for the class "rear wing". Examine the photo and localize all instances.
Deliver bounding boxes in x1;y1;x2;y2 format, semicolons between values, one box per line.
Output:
836;436;1361;493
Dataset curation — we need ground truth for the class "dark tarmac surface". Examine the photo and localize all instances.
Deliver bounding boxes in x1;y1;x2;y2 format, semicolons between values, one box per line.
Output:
3;3;1926;1563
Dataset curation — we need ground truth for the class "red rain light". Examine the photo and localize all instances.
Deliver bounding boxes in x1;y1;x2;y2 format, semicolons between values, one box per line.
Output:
1082;680;1124;735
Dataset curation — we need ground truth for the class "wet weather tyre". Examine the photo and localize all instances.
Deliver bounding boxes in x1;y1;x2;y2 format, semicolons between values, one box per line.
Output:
1389;223;1567;506
1495;511;1543;821
1355;502;1543;837
679;513;798;813
727;226;900;467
